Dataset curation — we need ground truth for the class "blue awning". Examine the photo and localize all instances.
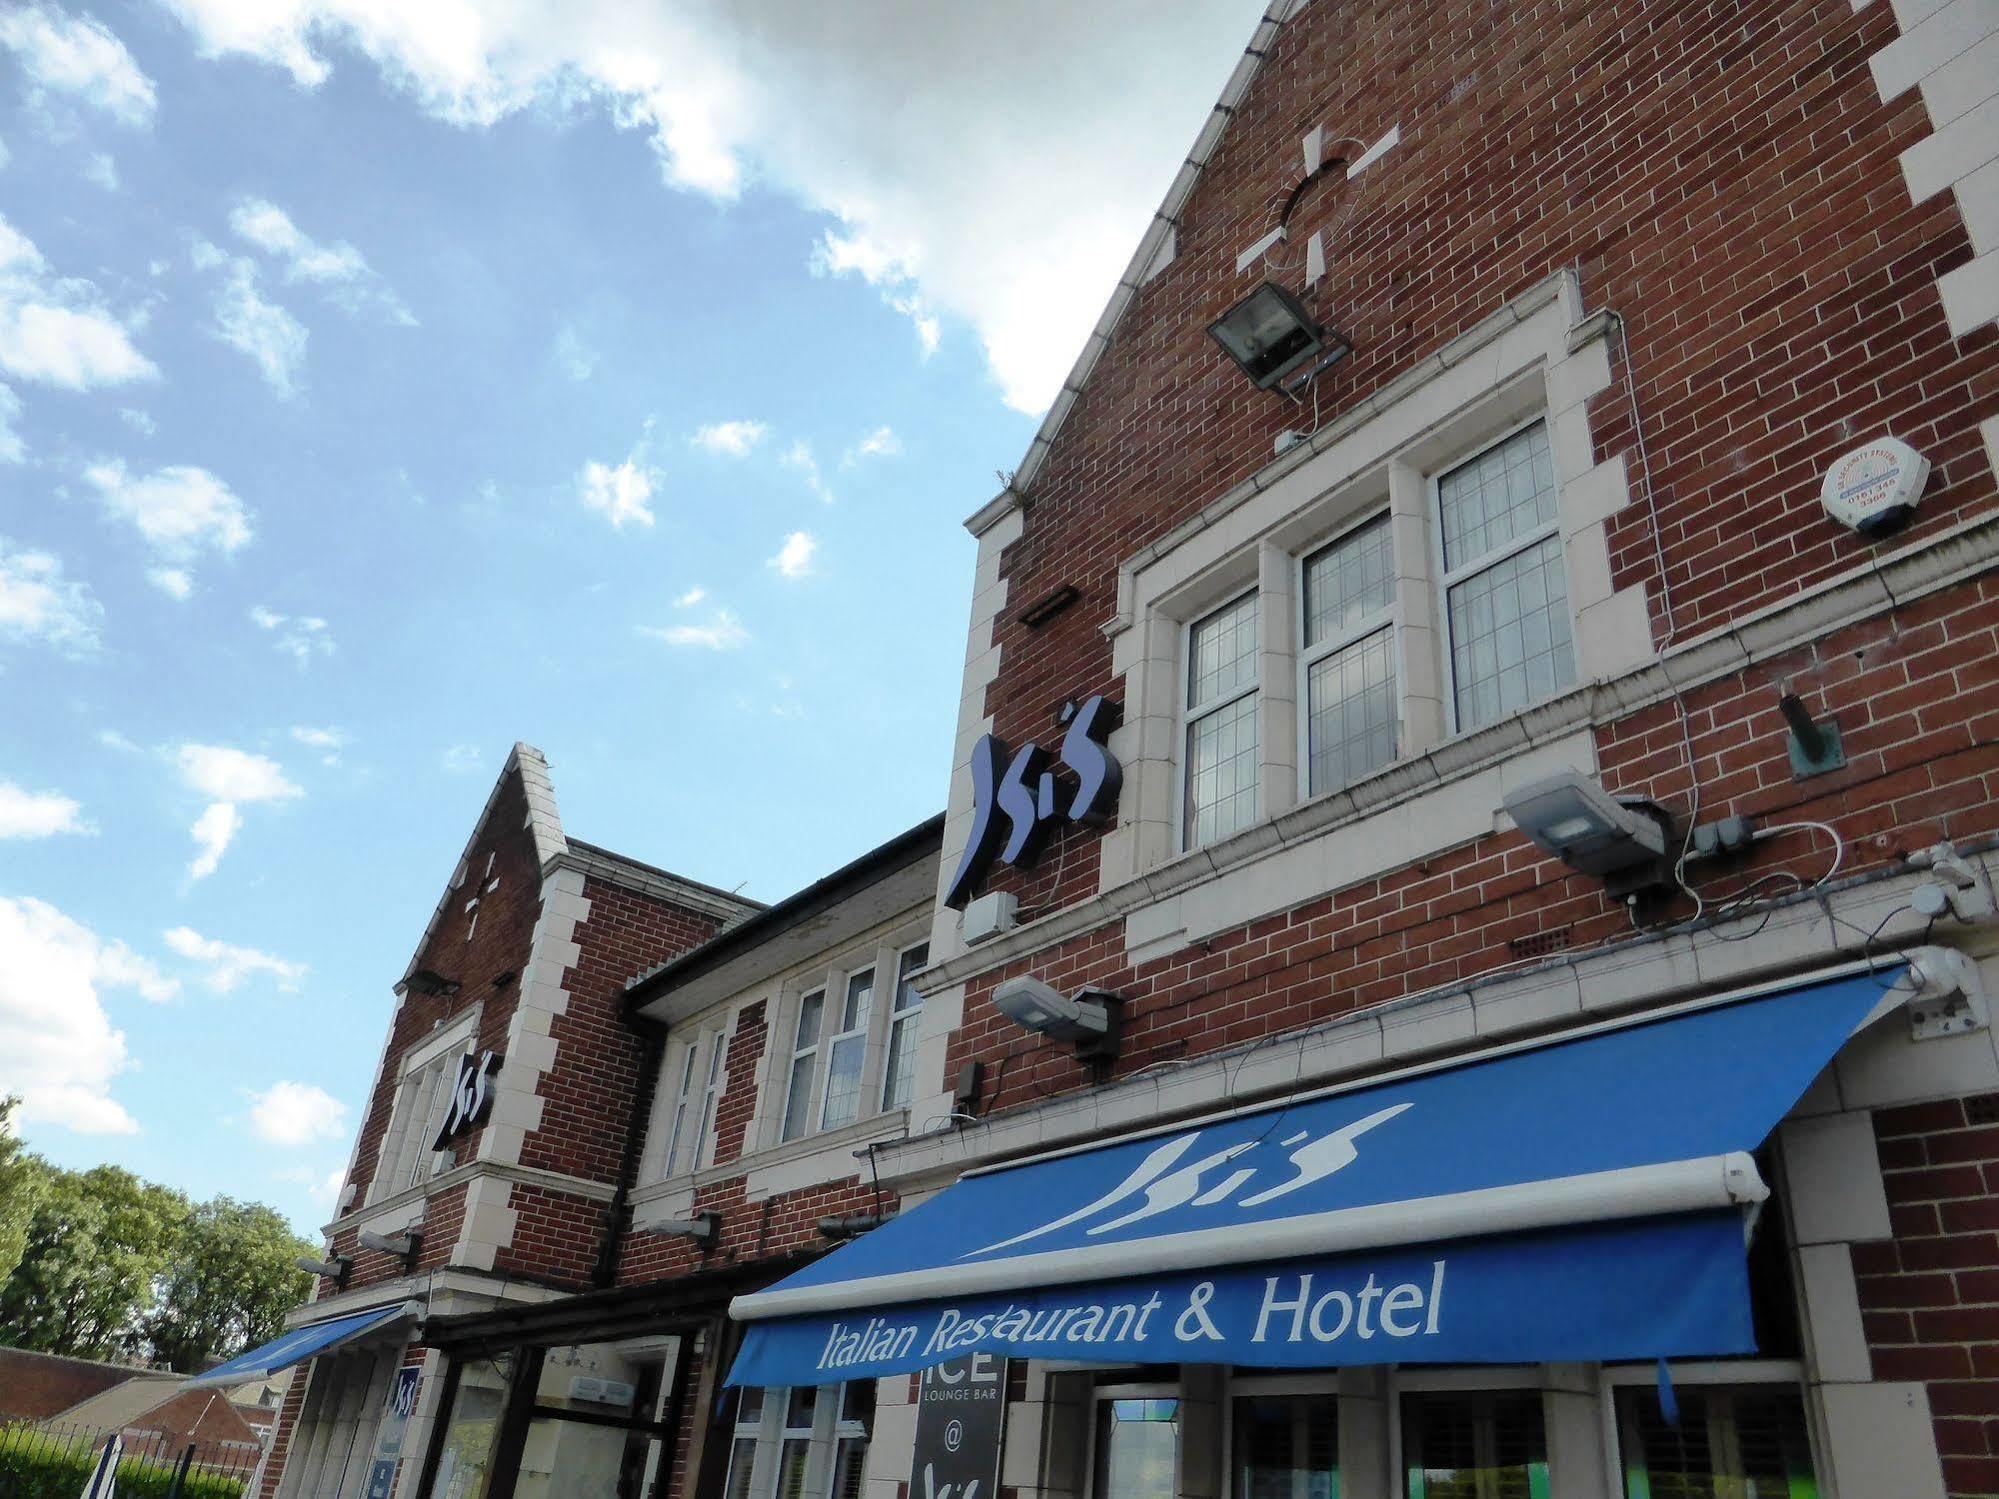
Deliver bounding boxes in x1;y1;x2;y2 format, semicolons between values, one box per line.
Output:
728;966;1904;1386
182;1302;414;1390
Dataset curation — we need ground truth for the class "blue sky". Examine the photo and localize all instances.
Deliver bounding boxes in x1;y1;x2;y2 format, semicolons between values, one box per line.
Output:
0;0;1261;1236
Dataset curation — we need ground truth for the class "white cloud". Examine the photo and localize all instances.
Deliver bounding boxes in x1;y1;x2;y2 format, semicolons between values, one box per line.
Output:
0;4;156;125
0;213;155;390
85;153;118;190
577;456;657;530
228;196;414;324
767;530;816;579
187;800;240;880
150;1;1261;413
85;459;252;584
843;424;901;467
245;1080;346;1146
291;725;345;765
147;566;192;600
164;926;307;993
0;781;85;838
0;383;20;463
120;407;155;435
673;585;705;608
211;256;308;396
641;609;747;650
440;743;482;773
690;419;766;458
249;606;334;666
0;897;179;1135
175;743;301;879
780;439;832;503
97;729;140;753
277;1160;349;1214
0;537;101;653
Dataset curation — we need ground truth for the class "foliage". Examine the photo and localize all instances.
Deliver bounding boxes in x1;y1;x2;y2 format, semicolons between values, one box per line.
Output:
0;1098;43;1298
143;1198;314;1374
0;1165;189;1360
0;1152;311;1370
0;1427;246;1499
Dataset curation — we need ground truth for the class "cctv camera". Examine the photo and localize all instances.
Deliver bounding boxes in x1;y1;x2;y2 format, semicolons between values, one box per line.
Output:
992;976;1110;1044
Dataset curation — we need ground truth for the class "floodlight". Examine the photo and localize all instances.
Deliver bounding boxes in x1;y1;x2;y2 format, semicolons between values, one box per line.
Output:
635;1211;719;1249
1501;770;1669;876
992;976;1107;1042
357;1229;422;1270
297;1254;351;1290
1208;282;1348;390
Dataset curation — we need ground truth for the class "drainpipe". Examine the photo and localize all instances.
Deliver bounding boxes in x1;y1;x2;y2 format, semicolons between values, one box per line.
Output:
593;1014;668;1289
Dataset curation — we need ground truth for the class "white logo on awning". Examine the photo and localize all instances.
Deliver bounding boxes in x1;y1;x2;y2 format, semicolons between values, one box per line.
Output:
964;1102;1411;1257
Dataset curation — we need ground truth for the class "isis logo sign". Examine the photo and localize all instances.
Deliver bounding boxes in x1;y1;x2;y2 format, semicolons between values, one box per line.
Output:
432;1050;502;1151
944;695;1121;909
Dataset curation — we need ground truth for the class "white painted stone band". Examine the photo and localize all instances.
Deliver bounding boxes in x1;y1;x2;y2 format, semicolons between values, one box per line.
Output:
729;1151;1766;1322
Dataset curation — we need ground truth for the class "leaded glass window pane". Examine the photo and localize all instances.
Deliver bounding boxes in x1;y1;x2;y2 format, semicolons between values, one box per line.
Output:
1303;514;1393;647
1438;421;1557;572
1189;593;1258;709
1186;692;1258;848
1447;533;1573;731
1308;627;1398;793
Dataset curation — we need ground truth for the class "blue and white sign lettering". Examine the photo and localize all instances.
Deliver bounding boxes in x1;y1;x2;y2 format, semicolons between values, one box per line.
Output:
944;695;1120;908
729;1213;1751;1385
728;971;1897;1388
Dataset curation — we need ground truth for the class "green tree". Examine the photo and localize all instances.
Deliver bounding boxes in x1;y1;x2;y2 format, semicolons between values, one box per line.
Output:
0;1098;44;1296
143;1198;314;1373
0;1164;189;1359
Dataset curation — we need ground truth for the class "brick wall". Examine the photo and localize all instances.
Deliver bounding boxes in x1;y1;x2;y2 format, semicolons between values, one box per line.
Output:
0;1347;151;1423
972;0;1998;924
342;770;547;1213
253;1363;309;1499
1865;1094;1999;1498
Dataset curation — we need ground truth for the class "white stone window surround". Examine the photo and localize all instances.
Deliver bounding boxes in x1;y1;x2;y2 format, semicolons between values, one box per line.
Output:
758;920;932;1156
366;1005;482;1207
1109;272;1636;895
637;1010;736;1186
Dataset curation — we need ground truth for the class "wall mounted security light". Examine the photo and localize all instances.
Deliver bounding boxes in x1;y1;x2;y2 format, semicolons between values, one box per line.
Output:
357;1228;423;1272
636;1211;719;1249
817;1211;888;1241
1501;770;1670;878
1208;282;1347;390
991;977;1122;1063
403;969;460;997
296;1253;351;1290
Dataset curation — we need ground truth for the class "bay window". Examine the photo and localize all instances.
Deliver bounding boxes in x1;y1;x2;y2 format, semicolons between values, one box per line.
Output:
723;1383;873;1499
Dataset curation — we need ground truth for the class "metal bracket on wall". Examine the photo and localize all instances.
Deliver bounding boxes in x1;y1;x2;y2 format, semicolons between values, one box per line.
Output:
1901;946;1990;1041
1779;692;1846;778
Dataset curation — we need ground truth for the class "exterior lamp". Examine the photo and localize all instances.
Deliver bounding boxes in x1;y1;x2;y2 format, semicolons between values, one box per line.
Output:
992;977;1122;1063
357;1229;423;1272
1502;770;1672;891
635;1211;719;1249
1208;282;1348;390
297;1253;351;1291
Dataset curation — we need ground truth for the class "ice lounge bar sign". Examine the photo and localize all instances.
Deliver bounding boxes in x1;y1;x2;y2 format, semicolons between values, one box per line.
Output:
910;1356;1006;1499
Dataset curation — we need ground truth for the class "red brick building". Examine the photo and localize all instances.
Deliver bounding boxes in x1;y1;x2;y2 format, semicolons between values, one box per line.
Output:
247;0;1999;1495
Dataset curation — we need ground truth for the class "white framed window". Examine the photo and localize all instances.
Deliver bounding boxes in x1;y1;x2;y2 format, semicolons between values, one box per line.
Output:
780;989;825;1143
818;968;874;1130
1434;418;1574;733
880;943;928;1111
659;1040;702;1178
1298;510;1398;795
1398;1385;1548;1498
369;1015;478;1204
722;1383;873;1499
1090;1384;1182;1499
1183;590;1261;849
691;1028;727;1167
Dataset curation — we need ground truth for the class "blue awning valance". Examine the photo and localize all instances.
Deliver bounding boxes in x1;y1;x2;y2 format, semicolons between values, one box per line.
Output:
727;966;1904;1386
183;1302;415;1390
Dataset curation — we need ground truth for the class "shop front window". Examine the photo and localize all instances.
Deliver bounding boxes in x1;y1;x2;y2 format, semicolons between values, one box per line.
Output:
514;1340;675;1499
1094;1396;1180;1499
1234;1390;1338;1499
1402;1391;1548;1499
429;1354;514;1499
722;1382;874;1499
1614;1384;1818;1498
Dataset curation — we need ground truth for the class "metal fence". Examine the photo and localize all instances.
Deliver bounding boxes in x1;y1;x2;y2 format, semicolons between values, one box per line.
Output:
0;1419;263;1499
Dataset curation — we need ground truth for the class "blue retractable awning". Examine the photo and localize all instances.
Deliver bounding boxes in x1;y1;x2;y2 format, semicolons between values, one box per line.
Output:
728;966;1905;1386
182;1302;413;1390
